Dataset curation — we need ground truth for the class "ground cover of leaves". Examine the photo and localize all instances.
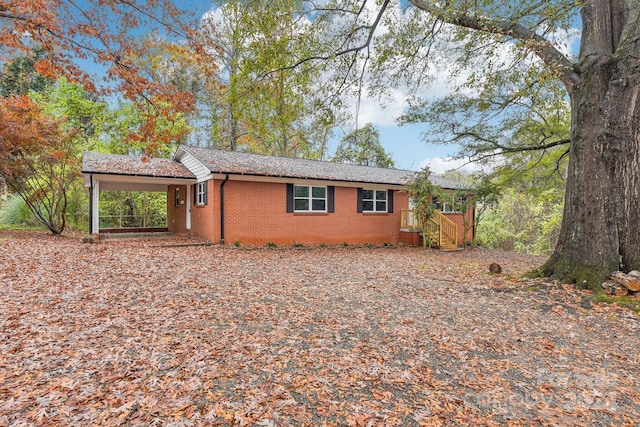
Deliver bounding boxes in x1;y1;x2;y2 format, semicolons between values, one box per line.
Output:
1;231;639;426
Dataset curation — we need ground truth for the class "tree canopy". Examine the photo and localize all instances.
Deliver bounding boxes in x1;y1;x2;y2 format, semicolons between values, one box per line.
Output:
0;0;212;154
0;95;77;234
283;0;639;287
332;123;394;168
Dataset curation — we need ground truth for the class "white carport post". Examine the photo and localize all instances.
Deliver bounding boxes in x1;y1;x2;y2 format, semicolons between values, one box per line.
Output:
186;183;191;230
89;175;100;235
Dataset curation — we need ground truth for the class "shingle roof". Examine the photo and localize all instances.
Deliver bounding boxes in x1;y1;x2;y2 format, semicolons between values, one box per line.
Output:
179;145;466;189
82;152;195;179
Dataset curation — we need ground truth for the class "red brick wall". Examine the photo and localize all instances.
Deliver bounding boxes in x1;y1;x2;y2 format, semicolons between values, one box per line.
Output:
167;185;188;234
399;230;421;246
190;182;218;242
187;179;409;245
443;211;474;245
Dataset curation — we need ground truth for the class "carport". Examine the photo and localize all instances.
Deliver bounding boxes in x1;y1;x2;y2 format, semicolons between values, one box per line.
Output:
81;152;196;236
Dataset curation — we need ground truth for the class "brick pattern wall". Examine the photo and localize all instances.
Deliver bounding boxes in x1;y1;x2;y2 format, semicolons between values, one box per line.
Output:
190;182;217;242
443;212;474;246
187;179;408;245
167;185;188;234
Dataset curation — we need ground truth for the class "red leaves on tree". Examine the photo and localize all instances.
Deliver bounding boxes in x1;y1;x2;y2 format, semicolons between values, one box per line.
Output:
0;97;78;233
0;0;214;154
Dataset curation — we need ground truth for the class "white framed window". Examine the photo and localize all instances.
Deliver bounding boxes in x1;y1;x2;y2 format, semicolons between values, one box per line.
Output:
433;194;467;213
294;185;326;212
196;181;208;205
362;189;387;212
175;188;180;207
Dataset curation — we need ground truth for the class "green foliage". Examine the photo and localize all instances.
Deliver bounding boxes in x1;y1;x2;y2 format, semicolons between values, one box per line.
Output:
406;167;443;247
30;79;106;141
91;100;186;157
476;188;563;255
341;242;349;247
267;242;277;248
202;0;335;158
0;195;41;228
0;48;53;97
293;241;305;248
475;140;568;255
592;293;640;314
400;65;571;167
98;192;167;229
234;240;241;247
468;173;500;246
332;123;395;168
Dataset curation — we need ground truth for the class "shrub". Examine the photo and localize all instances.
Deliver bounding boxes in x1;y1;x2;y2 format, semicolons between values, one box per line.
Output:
267;242;277;248
0;195;40;228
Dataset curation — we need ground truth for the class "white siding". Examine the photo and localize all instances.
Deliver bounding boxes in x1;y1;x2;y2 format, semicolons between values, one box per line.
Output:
174;149;211;182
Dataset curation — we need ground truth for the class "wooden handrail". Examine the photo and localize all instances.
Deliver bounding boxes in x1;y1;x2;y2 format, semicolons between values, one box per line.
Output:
401;209;458;247
401;209;421;228
434;211;457;245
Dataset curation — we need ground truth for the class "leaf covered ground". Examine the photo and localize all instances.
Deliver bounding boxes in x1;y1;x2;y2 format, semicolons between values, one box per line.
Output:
1;231;639;426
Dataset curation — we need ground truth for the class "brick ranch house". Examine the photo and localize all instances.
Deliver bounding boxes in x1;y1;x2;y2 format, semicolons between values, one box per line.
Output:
82;145;474;247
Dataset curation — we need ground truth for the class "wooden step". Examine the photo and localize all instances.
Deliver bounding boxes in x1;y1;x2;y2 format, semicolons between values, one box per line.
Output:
439;243;460;251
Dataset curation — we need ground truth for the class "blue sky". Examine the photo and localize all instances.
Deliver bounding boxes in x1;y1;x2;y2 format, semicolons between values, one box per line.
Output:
198;1;466;173
84;0;579;174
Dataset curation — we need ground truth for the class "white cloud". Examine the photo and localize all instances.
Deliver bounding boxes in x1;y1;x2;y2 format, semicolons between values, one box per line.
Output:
349;88;407;126
419;157;483;175
345;7;581;131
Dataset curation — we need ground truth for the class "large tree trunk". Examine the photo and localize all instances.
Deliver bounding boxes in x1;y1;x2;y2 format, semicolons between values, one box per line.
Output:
542;0;640;287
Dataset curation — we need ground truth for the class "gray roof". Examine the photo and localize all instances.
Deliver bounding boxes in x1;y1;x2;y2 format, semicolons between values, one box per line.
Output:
179;145;466;189
82;152;195;179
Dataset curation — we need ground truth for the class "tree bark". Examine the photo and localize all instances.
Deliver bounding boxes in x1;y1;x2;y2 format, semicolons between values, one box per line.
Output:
540;0;640;287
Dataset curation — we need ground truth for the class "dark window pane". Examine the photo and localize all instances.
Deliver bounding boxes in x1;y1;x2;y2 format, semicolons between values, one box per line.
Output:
362;189;374;200
295;199;309;211
294;186;309;197
312;186;326;198
375;190;386;200
376;201;387;211
312;199;326;211
363;201;374;211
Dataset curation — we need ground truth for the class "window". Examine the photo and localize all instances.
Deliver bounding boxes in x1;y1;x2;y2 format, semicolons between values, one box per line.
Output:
358;188;393;213
294;185;326;212
433;194;467;213
196;181;208;205
286;184;334;213
362;189;387;212
175;188;180;207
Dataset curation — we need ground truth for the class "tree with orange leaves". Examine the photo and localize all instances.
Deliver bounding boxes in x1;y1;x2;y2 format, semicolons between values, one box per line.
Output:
0;0;212;154
0;95;78;234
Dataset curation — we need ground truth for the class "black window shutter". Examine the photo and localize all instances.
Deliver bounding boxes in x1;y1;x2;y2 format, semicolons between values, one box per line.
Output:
387;190;394;213
328;186;335;213
194;184;197;204
286;183;294;213
357;188;363;213
203;181;208;205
